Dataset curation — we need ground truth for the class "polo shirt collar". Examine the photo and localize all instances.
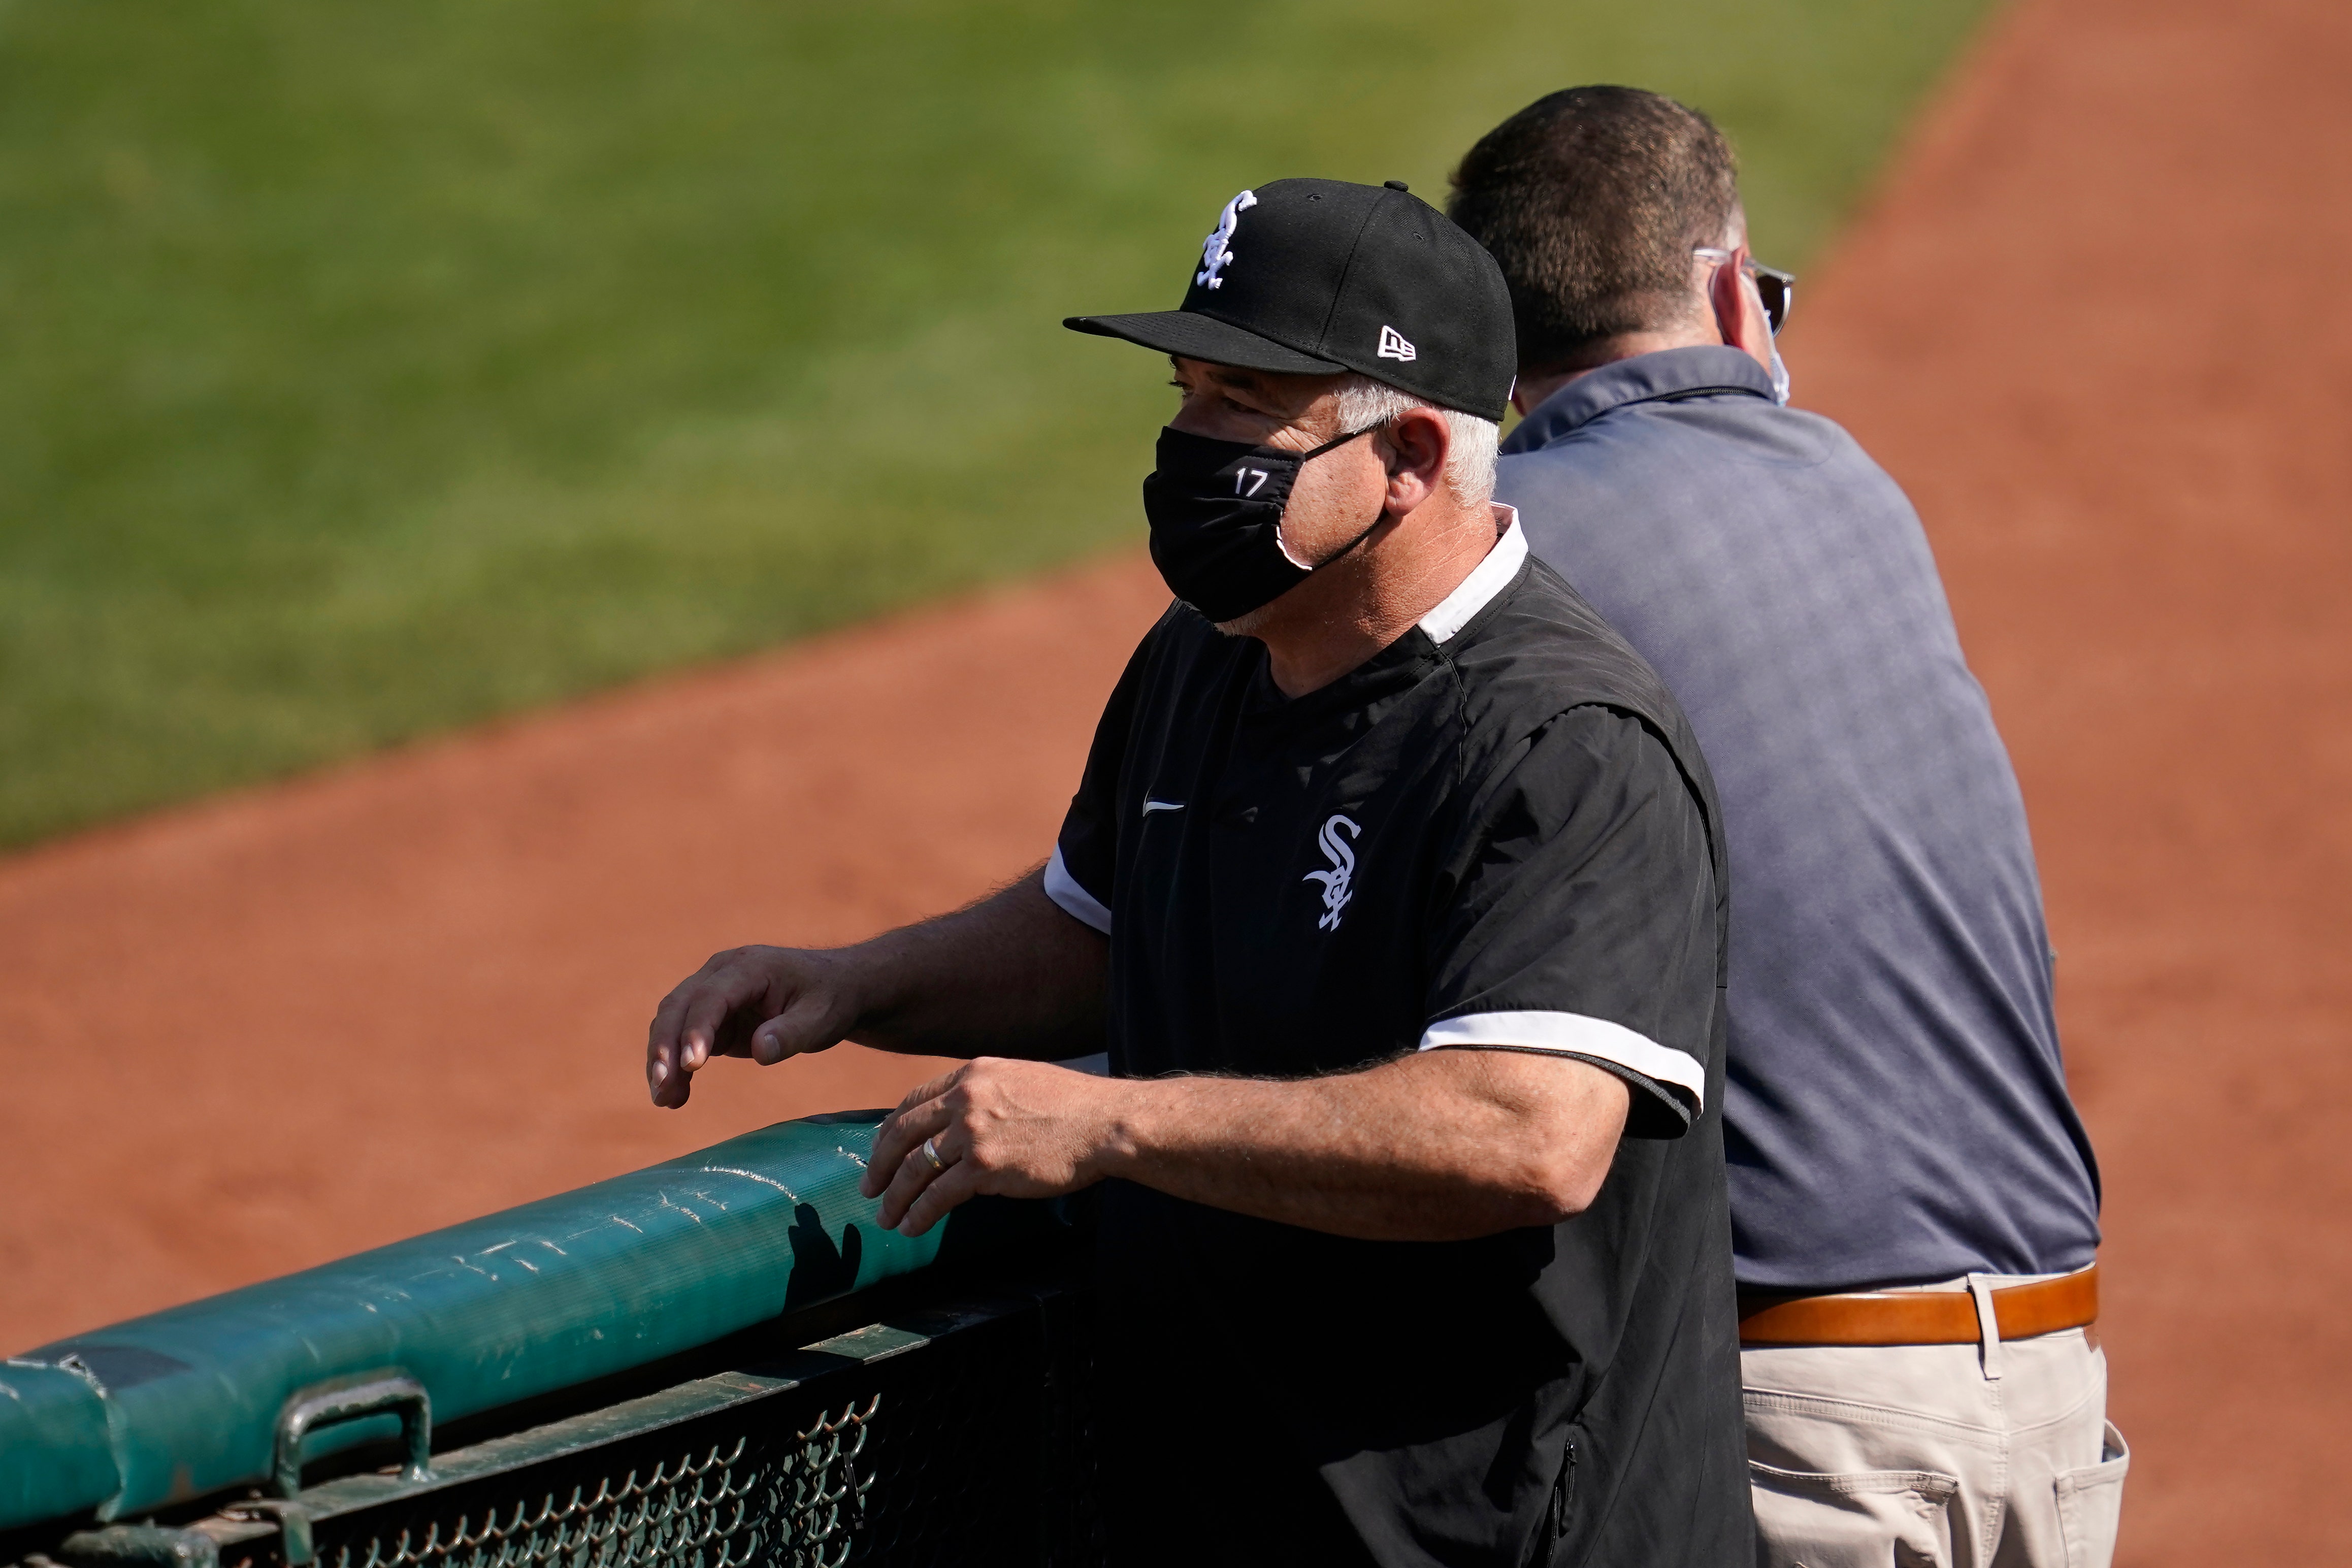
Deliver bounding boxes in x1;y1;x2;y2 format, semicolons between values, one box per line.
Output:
1419;504;1526;645
1502;345;1775;454
1241;506;1529;725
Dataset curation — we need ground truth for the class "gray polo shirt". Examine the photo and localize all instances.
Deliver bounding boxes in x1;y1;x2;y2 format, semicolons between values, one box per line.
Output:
1497;346;2101;1292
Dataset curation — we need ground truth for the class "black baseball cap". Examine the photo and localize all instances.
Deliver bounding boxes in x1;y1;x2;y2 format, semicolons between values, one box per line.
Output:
1065;178;1516;422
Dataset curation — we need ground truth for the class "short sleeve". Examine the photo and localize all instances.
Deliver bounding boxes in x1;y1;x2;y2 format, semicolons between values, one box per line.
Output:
1422;705;1720;1138
1045;627;1157;935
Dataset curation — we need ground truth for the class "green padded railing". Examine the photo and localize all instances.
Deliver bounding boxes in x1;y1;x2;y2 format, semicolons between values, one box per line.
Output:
0;1113;1046;1534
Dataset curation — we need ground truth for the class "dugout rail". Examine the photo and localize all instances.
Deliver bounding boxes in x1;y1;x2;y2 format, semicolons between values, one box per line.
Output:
0;1115;1105;1568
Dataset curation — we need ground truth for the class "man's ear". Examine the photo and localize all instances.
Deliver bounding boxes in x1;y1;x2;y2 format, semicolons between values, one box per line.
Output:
1708;248;1775;372
1384;407;1451;512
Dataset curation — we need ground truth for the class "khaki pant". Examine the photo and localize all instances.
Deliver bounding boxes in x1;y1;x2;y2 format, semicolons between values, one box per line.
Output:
1741;1276;2128;1568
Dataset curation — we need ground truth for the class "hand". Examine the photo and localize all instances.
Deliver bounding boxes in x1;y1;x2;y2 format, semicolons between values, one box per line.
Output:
860;1058;1125;1235
645;945;863;1108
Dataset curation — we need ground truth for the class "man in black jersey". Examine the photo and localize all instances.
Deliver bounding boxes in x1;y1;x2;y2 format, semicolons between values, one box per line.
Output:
644;179;1748;1566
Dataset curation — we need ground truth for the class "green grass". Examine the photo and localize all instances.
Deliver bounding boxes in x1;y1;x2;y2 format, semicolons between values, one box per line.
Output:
0;0;1999;846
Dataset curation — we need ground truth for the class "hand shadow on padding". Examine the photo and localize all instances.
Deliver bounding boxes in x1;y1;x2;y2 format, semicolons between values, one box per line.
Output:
783;1202;863;1312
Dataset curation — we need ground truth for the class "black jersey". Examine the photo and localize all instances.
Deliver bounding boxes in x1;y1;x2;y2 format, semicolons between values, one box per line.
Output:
1047;518;1750;1567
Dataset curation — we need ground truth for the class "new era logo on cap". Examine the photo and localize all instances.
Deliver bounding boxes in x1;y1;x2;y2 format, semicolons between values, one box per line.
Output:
1376;325;1416;362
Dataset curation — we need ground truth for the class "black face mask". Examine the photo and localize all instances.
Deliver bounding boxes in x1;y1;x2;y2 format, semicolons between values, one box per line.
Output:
1140;424;1382;624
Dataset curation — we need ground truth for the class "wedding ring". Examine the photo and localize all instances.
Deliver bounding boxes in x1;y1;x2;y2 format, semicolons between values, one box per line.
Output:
920;1136;948;1173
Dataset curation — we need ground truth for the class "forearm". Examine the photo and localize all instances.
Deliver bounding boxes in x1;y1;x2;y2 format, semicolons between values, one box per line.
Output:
845;868;1108;1060
1096;1048;1629;1242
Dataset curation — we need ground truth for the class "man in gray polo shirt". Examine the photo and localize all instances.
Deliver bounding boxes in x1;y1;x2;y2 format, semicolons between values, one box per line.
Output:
1448;88;2127;1566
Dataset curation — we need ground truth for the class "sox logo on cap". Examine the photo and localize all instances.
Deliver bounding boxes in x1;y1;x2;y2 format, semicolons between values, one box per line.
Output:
1196;190;1258;290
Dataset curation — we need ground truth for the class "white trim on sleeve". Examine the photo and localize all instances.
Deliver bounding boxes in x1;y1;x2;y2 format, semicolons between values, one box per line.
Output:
1417;1008;1704;1109
1043;844;1114;935
1418;506;1527;645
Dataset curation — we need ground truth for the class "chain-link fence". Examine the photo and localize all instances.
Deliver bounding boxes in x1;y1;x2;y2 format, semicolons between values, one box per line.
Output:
12;1275;1101;1568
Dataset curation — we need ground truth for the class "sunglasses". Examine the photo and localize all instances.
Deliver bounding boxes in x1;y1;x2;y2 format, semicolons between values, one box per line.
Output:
1693;248;1795;336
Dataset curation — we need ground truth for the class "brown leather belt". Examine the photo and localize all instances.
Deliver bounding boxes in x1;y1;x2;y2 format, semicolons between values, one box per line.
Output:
1738;1264;2099;1348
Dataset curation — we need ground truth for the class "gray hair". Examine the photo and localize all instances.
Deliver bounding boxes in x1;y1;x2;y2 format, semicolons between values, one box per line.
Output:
1331;375;1499;508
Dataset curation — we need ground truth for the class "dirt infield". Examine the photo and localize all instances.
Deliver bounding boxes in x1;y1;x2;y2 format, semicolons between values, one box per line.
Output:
0;554;1170;1345
2;0;2345;1558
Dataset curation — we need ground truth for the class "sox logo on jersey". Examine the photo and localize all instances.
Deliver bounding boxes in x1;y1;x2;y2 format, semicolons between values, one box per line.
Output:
1303;813;1360;931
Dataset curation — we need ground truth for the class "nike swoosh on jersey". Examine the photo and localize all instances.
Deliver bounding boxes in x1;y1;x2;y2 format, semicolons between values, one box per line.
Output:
1142;800;1185;815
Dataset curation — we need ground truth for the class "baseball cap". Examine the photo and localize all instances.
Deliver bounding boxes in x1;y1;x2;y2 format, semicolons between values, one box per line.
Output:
1065;178;1516;422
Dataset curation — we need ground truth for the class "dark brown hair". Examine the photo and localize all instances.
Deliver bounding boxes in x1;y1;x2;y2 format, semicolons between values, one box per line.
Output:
1447;86;1739;376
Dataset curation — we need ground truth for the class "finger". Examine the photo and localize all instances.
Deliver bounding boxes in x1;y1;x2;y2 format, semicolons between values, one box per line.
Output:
863;1094;957;1200
663;947;738;1038
649;1033;695;1108
677;963;763;1072
895;1067;965;1112
865;1066;967;1189
677;988;728;1073
875;1128;964;1231
646;984;696;1100
748;985;848;1066
894;1158;984;1238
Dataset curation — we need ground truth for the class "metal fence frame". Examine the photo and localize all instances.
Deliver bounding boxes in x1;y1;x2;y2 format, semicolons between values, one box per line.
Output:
8;1267;1102;1568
